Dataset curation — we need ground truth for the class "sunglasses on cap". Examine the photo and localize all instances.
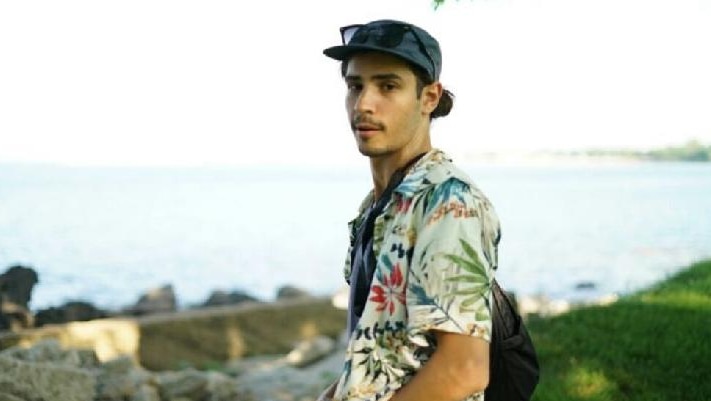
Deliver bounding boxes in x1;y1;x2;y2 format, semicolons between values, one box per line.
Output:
339;23;437;78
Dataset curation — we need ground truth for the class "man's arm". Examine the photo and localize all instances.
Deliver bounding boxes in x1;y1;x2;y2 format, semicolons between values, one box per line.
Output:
389;330;489;401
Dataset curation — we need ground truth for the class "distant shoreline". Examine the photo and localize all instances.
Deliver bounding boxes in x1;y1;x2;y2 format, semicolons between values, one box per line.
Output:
457;140;711;165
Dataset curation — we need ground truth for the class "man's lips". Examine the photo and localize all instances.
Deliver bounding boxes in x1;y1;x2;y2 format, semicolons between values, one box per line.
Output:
353;124;381;139
355;124;380;131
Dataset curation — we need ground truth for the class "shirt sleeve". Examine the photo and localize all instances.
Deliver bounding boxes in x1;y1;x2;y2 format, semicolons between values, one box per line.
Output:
406;178;499;342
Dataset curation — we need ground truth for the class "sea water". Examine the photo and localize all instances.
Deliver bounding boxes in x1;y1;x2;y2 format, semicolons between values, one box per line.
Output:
1;162;709;310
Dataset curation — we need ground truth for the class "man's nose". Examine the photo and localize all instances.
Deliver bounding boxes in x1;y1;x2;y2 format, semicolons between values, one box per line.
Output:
354;86;377;114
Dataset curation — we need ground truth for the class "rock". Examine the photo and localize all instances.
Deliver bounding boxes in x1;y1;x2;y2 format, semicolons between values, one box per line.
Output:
0;354;96;401
202;290;259;307
284;335;336;368
575;281;597;290
234;348;344;401
224;354;287;377
97;366;153;400
127;284;177;316
331;286;349;310
0;265;38;308
155;369;246;401
594;293;619;306
518;295;571;317
0;339;252;401
0;303;33;332
0;338;100;369
0;379;36;401
35;301;108;327
96;355;154;400
131;385;161;401
101;354;137;374
156;369;210;400
276;285;312;300
0;392;25;401
0;265;38;332
205;371;245;401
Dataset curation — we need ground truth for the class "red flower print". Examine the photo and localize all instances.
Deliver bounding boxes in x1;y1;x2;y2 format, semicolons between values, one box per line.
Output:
396;196;412;213
369;263;406;314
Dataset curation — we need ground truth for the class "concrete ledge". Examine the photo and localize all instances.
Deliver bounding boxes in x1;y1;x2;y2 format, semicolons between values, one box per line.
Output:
0;297;346;371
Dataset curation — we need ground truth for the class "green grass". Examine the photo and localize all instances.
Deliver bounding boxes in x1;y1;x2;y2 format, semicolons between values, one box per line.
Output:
528;259;711;401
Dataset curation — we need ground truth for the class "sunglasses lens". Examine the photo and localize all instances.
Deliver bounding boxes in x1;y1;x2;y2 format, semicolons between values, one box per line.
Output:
342;26;361;44
340;24;409;47
378;25;407;47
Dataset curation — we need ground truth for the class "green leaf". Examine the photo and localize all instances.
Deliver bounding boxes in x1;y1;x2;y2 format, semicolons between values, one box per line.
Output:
381;254;394;269
444;254;486;276
461;296;479;308
446;274;489;284
475;311;490;321
460;239;486;268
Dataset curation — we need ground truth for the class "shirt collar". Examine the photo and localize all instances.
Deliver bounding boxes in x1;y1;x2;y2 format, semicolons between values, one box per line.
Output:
393;148;455;199
355;148;457;214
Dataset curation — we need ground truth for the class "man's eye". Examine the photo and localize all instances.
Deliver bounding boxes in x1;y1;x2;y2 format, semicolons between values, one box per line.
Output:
382;83;397;91
347;83;362;91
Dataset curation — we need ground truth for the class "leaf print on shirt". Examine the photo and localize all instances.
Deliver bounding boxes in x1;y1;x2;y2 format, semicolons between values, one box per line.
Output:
424;178;468;216
370;255;406;315
444;239;491;319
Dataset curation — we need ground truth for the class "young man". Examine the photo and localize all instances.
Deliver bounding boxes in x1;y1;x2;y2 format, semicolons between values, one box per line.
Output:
319;20;501;401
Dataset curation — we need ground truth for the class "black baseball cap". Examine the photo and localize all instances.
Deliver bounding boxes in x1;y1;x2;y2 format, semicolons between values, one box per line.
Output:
323;19;442;81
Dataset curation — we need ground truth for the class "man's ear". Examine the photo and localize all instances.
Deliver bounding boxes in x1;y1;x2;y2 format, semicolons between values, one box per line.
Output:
421;81;443;115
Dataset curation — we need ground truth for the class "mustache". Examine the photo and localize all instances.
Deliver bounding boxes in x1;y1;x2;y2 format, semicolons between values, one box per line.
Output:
351;115;385;131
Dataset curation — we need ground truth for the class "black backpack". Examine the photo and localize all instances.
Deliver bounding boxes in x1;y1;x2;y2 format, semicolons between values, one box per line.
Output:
485;278;540;401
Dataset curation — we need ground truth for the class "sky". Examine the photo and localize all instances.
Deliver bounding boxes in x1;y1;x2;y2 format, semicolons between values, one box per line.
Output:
1;0;709;166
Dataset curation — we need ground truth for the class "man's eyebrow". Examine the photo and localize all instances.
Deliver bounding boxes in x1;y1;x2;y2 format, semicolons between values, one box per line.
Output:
344;73;404;82
371;73;403;81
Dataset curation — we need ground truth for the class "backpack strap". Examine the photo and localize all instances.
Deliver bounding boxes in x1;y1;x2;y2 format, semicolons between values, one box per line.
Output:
347;152;427;334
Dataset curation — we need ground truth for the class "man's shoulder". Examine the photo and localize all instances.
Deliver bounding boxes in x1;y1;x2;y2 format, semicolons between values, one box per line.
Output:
399;149;487;201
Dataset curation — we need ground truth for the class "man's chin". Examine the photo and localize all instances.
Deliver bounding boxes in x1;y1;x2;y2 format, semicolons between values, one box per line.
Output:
357;145;390;158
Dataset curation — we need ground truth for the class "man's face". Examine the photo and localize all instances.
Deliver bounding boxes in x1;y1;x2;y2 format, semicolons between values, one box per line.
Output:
344;52;435;159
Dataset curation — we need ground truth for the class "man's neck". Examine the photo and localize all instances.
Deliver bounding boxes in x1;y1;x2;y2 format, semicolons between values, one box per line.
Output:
369;144;432;201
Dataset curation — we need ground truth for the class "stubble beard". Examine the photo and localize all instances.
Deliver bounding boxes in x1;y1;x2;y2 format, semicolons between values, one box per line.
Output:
355;131;392;158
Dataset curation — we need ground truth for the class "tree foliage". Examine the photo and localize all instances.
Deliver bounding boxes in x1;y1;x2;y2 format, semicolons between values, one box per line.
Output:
571;140;711;162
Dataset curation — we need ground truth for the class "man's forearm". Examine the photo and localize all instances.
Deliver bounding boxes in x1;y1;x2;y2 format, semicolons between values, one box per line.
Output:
389;331;489;401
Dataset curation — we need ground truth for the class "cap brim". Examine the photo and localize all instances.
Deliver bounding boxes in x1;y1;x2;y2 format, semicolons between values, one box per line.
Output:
323;44;413;64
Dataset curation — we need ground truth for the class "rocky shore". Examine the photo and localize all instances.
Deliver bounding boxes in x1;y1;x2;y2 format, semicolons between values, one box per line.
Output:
0;264;348;401
0;264;619;401
0;334;347;401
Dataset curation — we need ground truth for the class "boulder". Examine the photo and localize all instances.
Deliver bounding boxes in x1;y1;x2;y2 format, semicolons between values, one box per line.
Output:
202;290;260;307
284;335;336;368
0;303;33;332
126;284;176;316
0;265;39;331
0;391;25;401
0;338;99;369
276;285;312;300
35;301;108;327
156;369;210;400
96;356;153;401
0;354;96;401
0;265;38;308
131;385;161;401
575;281;597;290
0;340;250;401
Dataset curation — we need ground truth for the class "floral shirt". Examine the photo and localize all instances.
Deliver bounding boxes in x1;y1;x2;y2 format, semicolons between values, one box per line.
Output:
333;149;501;401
